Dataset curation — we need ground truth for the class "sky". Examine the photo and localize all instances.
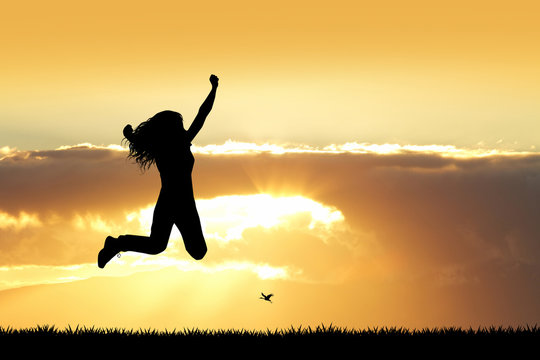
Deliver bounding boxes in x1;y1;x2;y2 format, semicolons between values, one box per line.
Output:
0;1;539;329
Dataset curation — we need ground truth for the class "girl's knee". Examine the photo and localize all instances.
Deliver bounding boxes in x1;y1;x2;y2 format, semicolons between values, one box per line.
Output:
151;240;168;255
188;244;207;260
180;226;207;260
149;234;169;255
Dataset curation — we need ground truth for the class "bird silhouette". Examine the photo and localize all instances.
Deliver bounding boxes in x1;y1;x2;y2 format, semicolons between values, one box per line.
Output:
260;292;274;303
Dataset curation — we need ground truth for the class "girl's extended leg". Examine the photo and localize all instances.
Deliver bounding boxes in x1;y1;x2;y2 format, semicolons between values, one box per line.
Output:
98;190;174;268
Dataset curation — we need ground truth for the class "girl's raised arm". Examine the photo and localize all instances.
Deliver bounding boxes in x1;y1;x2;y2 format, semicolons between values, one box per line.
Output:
186;74;219;142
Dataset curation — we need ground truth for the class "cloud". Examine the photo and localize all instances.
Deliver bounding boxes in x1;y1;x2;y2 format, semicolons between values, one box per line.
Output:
0;143;539;298
0;146;18;160
81;193;352;283
0;211;42;230
72;213;123;233
196;194;345;243
192;140;534;157
0;257;293;291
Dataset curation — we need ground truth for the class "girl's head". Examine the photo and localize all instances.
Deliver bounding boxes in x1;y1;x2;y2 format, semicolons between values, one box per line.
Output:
123;110;184;171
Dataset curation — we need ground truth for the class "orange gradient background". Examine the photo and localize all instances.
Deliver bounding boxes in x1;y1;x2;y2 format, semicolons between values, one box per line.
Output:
1;1;539;330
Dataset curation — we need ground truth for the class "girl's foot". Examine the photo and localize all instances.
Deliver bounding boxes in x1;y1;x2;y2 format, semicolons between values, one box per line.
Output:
98;236;121;268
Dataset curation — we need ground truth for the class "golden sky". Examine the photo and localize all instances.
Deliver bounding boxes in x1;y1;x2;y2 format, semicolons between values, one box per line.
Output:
1;0;540;149
1;1;539;329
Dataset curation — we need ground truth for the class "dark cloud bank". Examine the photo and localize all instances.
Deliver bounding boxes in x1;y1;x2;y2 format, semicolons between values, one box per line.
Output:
0;145;539;325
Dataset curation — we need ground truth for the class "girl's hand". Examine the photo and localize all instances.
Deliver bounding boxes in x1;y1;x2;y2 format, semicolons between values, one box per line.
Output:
210;74;219;88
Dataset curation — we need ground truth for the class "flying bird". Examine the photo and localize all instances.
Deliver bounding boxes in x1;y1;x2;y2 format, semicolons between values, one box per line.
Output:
260;292;274;303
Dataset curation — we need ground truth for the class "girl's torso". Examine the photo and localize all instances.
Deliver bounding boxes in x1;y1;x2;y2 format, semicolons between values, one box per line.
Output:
155;131;195;190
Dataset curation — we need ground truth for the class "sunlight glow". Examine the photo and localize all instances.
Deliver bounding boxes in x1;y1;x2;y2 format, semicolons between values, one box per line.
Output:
127;194;345;244
0;146;24;161
126;206;155;233
197;194;344;243
2;142;535;162
0;146;16;159
0;257;293;291
191;140;534;158
55;143;126;152
0;264;97;291
46;140;533;158
125;256;293;280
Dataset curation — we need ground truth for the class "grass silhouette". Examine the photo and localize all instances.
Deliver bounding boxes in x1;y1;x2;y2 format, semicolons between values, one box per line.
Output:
1;323;537;337
1;324;536;356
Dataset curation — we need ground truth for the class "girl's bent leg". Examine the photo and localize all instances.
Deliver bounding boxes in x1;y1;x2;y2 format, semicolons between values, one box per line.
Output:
176;206;207;260
117;189;174;255
98;231;170;269
98;195;174;267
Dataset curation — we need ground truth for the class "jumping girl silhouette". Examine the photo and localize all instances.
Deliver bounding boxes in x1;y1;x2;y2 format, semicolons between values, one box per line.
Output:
98;74;219;268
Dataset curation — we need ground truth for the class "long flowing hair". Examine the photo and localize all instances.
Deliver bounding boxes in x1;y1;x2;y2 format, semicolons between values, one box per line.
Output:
123;110;184;171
